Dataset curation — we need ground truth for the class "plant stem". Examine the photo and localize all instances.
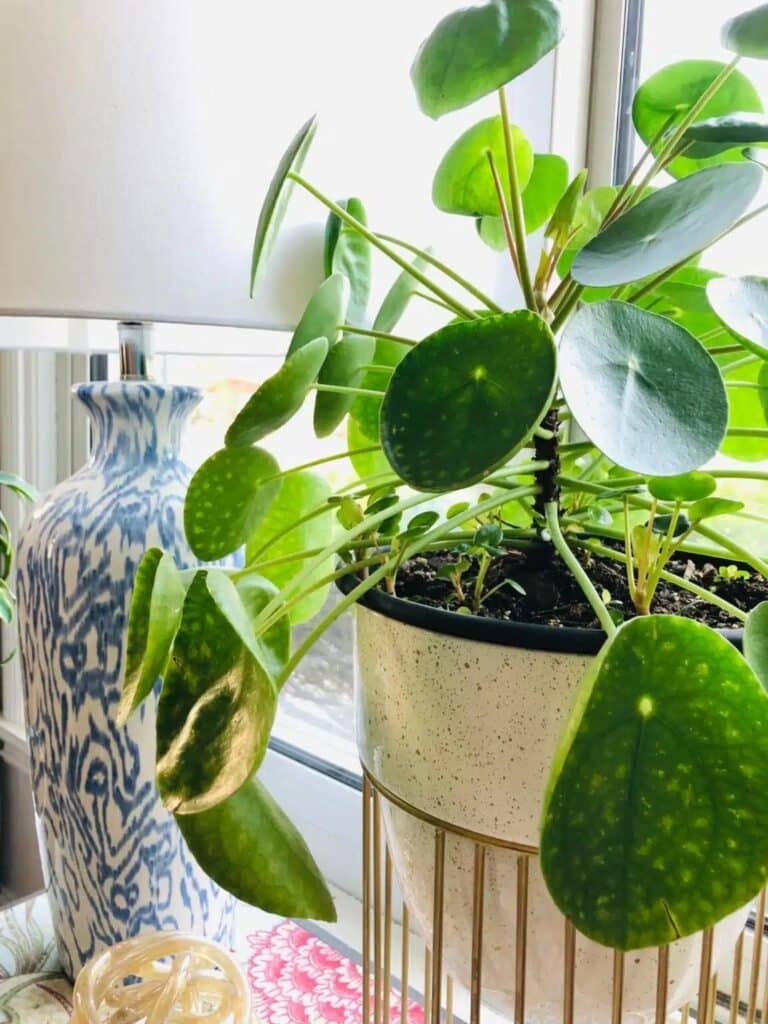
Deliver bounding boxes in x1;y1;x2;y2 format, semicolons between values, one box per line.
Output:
722;354;759;375
727;427;768;438
339;325;418;347
375;236;503;313
413;290;460;314
711;345;748;355
726;380;764;389
544;502;617;636
603;113;679;224
486;149;521;276
687;521;768;578
289;173;478;319
576;538;748;623
551;284;584;332
312;383;384;398
498;88;536;311
710;469;768;483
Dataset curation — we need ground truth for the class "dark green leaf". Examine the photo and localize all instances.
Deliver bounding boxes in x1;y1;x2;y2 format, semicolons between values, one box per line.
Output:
572;164;763;288
744;602;768;691
288;275;349;356
648;472;716;502
404;511;440;535
184;447;281;561
521;153;569;233
226;338;328;447
251;115;317;295
632;62;762;178
0;471;37;503
651;512;691;537
176;776;335;920
119;549;186;724
721;360;768;462
541;614;768;949
314;337;376;438
432;116;534;218
688;497;744;522
245;471;333;625
723;3;768;59
381;311;557;491
156;573;277;814
683;113;768;158
474;523;504;548
559;302;728;475
411;0;563;118
707;276;768;359
331;198;371;326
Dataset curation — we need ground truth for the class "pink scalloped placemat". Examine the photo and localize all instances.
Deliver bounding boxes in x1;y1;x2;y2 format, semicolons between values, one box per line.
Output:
247;920;425;1024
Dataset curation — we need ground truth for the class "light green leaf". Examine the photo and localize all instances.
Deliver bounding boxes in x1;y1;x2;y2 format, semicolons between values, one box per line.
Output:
632;61;762;178
347;416;391;480
118;549;186;724
433;116;534;218
688;497;744;522
245;471;333;625
234;574;290;681
381;311;557;491
744;602;768;691
545;168;588;242
542;614;768;950
0;579;14;624
721;360;768;462
707;276;768;359
288;275;349;357
723;3;768;59
559;302;728;475
521;153;569;233
156;572;277;815
0;471;37;504
374;254;430;333
330;197;371;326
176;776;336;920
411;0;564;118
184;447;281;561
648;472;716;502
476;216;507;252
225;338;328;447
251;115;317;294
572;164;763;288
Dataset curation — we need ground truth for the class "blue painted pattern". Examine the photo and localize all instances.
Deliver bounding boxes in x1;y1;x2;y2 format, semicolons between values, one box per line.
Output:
16;382;235;980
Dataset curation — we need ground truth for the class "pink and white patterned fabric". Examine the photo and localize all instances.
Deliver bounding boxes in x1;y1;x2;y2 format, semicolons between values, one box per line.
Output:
246;921;425;1024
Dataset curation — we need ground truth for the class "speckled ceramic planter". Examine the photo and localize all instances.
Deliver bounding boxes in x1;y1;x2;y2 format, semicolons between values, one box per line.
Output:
351;588;748;1023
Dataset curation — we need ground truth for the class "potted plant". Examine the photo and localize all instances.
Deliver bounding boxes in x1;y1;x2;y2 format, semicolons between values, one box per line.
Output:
122;0;768;1016
0;471;36;633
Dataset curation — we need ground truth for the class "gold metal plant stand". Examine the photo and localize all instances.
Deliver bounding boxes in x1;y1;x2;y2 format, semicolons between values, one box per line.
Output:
362;768;767;1024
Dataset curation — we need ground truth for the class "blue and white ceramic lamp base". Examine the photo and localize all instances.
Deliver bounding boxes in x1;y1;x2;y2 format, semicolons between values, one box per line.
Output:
17;382;235;980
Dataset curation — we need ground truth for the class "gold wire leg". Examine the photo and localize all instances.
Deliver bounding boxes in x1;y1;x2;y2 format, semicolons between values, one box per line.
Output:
730;933;745;1024
446;976;453;1024
363;777;372;1024
424;947;432;1024
709;973;718;1024
401;904;410;1024
681;1004;690;1024
563;919;576;1024
470;844;486;1024
373;791;383;1024
430;831;446;1024
655;945;669;1024
384;849;393;1024
611;950;625;1024
515;855;529;1024
747;890;767;1024
698;927;715;1024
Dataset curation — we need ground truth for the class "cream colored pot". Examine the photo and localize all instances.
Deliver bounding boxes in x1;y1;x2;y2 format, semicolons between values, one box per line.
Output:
353;593;748;1024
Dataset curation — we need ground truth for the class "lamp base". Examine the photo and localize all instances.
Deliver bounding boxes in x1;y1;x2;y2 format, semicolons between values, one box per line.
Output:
16;381;235;979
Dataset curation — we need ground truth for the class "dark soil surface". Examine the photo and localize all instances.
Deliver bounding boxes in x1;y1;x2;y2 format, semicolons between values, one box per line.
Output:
380;547;768;631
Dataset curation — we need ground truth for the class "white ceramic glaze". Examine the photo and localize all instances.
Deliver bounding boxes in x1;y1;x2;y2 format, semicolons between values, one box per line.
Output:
355;604;748;1023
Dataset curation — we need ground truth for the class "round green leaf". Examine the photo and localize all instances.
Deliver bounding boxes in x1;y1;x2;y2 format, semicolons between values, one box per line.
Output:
632;61;762;178
707;276;768;359
688;497;744;523
571;164;763;288
156;572;277;815
226;338;328;447
347;416;391;479
374;254;430;333
723;3;768;59
720;359;768;462
648;472;716;502
176;776;335;920
245;471;333;625
542;614;768;950
184;447;280;561
411;0;563;118
250;115;317;295
288;275;349;356
314;336;376;438
745;601;768;691
349;336;407;445
380;311;557;491
476;216;507;252
432;116;534;218
521;153;569;233
683;113;768;158
559;302;728;475
119;548;186;724
330;197;371;326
